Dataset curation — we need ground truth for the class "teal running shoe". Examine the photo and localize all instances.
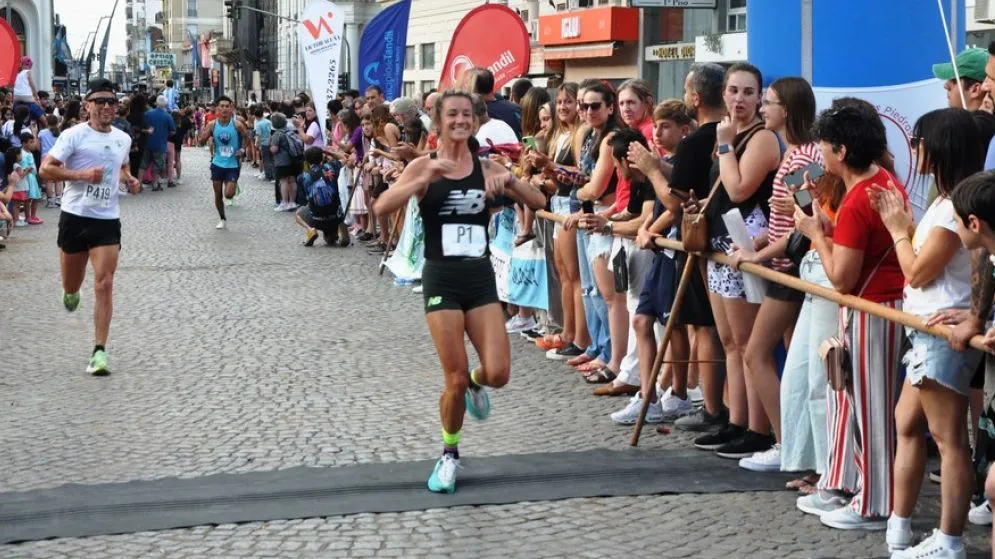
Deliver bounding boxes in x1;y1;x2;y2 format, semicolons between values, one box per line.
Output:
464;384;491;421
427;454;460;494
86;350;111;376
62;290;80;312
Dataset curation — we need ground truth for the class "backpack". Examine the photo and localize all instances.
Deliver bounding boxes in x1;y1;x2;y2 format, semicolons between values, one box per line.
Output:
307;164;342;219
284;129;305;159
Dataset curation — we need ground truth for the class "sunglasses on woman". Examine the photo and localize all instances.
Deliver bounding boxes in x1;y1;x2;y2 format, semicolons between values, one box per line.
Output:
578;102;604;112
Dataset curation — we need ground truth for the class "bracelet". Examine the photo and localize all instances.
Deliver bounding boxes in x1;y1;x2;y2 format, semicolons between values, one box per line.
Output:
894;237;910;247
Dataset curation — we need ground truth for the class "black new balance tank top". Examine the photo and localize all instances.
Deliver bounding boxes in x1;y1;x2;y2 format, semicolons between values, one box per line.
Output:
419;154;492;261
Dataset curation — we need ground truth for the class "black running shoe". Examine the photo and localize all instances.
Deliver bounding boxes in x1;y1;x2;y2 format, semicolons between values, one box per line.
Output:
693;423;745;451
547;343;584;360
368;243;387;254
715;430;774;459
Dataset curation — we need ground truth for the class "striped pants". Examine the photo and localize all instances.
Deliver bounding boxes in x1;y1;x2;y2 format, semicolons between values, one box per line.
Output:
819;303;903;518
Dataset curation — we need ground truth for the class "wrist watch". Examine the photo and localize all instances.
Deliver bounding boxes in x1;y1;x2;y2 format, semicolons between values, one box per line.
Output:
600;221;613;236
717;144;732;155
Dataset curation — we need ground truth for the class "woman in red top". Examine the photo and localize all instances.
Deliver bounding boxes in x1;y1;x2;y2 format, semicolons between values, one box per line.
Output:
794;103;907;531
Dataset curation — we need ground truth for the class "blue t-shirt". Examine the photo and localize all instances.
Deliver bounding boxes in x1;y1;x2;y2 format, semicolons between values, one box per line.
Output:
144;108;176;153
985;136;995;171
254;118;273;146
38;128;57;157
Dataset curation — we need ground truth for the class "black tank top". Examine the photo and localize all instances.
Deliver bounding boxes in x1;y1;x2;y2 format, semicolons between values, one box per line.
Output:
419;154;492;261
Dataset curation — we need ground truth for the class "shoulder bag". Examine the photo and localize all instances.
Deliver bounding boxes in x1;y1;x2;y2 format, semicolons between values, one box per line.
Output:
681;122;765;253
818;247;893;391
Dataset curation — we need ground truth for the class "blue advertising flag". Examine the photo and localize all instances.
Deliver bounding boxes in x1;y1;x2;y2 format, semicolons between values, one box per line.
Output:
358;0;411;101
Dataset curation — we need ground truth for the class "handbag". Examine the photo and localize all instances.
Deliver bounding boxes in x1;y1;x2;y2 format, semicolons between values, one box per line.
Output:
680;122;765;252
612;244;629;293
818;247;893;392
784;231;811;266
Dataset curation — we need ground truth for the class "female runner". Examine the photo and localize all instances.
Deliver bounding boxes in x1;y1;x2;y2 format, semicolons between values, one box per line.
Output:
373;90;546;493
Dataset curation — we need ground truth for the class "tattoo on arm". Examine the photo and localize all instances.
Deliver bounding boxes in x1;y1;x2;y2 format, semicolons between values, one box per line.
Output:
970;248;995;320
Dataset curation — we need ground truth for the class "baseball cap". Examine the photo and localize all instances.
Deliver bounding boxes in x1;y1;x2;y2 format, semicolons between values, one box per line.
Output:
933;48;988;83
85;78;116;99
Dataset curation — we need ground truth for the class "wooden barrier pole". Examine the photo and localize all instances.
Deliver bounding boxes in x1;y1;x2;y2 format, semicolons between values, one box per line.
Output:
650;236;992;353
630;253;697;447
378;209;406;276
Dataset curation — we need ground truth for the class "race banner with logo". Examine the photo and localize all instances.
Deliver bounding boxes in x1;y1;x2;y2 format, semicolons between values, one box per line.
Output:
437;4;531;91
490;207;516;303
298;0;345;132
0;17;20;86
358;0;411;101
384;197;426;282
812;78;946;220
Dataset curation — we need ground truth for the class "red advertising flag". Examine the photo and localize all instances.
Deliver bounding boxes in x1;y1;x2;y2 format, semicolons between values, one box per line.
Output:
438;4;531;91
0;17;21;86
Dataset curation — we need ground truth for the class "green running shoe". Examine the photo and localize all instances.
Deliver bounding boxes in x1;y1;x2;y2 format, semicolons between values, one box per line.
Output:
86;350;111;376
62;290;80;312
464;385;491;421
427;454;459;494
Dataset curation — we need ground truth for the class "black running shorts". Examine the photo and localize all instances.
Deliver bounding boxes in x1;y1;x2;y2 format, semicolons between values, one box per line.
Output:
57;211;121;254
421;257;499;314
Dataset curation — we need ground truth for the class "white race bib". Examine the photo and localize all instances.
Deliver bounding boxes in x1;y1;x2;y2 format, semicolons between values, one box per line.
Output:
442;223;486;257
219;145;235;157
81;183;113;208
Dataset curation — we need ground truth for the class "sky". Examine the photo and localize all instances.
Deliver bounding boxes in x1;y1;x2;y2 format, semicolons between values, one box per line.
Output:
54;0;130;64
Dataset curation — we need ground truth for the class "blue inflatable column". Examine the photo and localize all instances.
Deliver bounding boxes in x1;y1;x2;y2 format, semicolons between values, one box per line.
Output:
748;0;964;87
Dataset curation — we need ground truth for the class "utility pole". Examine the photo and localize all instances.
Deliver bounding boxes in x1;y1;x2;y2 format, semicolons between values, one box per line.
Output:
98;0;121;79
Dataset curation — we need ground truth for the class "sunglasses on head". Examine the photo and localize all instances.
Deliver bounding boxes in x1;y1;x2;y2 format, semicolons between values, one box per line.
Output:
89;97;118;106
579;102;604;112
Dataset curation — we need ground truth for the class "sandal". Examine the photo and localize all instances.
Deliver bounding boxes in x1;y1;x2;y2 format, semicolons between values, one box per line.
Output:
536;334;566;351
786;473;820;491
575;360;605;373
584;367;617;384
514;233;536;247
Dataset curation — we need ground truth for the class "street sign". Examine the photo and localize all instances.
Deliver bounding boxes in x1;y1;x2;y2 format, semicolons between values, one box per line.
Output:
645;42;696;62
631;0;717;7
148;52;176;68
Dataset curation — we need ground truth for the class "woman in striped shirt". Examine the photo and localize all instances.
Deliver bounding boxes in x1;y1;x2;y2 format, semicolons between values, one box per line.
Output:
730;77;823;473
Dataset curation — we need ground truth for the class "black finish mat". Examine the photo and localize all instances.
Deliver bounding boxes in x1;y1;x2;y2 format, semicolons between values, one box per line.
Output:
0;448;794;543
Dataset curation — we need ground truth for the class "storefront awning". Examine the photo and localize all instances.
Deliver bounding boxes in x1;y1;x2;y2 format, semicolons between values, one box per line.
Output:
542;42;617;61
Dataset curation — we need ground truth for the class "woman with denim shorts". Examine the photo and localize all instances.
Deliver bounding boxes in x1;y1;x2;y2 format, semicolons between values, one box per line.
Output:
875;108;982;558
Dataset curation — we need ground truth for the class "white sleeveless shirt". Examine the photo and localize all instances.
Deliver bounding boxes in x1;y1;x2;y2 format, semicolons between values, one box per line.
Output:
13;70;32;98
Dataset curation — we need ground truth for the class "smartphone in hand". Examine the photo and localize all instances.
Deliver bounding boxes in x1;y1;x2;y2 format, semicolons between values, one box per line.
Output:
793;188;814;216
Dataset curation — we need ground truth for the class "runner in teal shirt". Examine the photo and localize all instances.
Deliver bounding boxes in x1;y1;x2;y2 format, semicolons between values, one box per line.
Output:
197;96;249;230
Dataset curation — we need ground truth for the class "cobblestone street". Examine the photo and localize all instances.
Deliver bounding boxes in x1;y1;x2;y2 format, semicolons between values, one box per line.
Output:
0;147;989;558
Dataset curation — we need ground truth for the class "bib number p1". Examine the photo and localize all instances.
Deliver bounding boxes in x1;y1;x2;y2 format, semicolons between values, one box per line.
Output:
442;223;486;257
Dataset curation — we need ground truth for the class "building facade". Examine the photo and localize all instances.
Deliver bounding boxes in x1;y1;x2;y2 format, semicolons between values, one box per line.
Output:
0;0;55;90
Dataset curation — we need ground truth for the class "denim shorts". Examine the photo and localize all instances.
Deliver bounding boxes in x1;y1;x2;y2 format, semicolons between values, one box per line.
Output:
587;231;613;261
903;327;980;396
551;195;571;238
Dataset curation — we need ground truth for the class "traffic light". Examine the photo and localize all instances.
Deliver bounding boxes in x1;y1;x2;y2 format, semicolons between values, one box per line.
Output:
338;73;349;92
224;0;241;19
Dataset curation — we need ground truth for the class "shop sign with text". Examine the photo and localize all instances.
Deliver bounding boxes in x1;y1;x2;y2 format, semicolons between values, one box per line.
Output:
645;42;696;62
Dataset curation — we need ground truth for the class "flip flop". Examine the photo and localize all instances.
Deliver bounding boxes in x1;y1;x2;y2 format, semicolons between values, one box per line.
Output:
786;473;820;491
575;360;605;373
584;367;617;384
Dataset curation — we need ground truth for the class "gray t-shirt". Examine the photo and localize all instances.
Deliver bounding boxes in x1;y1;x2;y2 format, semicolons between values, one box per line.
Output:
271;130;292;167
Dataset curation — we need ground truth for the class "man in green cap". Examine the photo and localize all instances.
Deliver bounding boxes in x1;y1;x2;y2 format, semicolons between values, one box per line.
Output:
933;47;988;110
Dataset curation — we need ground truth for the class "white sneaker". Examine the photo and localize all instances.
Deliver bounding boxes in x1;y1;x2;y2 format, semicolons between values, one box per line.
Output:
796;491;848;517
274;203;287;212
658;387;694;421
505;316;536;334
886;517;913;553
891;529;965;559
215;220;226;230
968;500;992;526
686;386;704;404
820;506;886;531
611;394;663;425
738;443;781;472
412;285;423;294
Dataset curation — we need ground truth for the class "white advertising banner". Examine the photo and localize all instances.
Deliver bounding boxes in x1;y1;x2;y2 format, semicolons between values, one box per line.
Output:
298;0;345;132
813;78;947;220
